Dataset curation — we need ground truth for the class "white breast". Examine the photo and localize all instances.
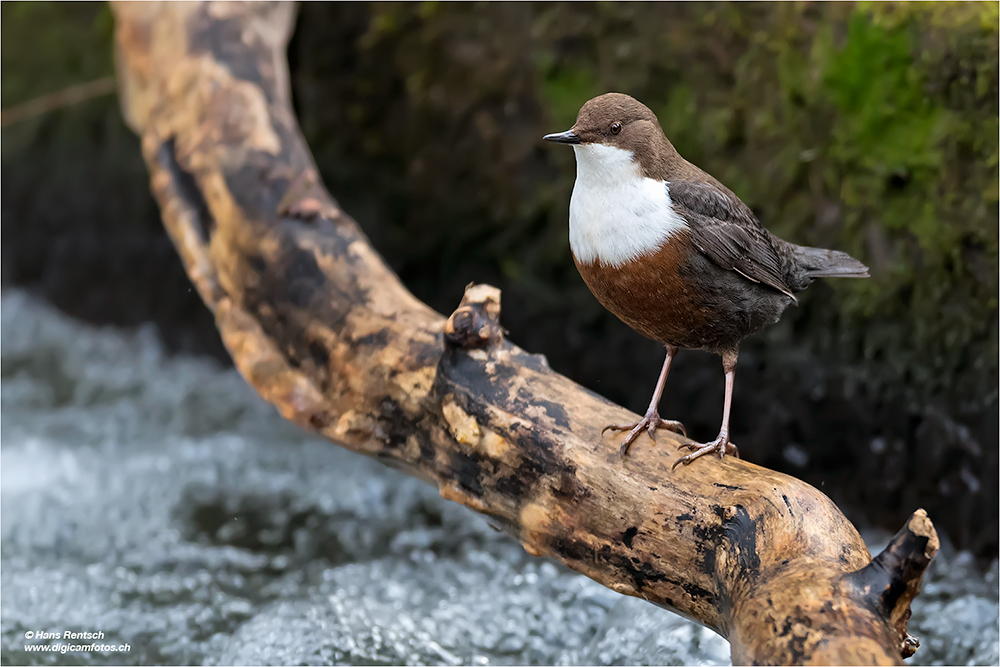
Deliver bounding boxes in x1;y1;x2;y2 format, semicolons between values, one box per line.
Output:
568;143;688;267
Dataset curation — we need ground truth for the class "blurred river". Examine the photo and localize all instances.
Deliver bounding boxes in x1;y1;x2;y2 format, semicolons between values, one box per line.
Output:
1;289;997;666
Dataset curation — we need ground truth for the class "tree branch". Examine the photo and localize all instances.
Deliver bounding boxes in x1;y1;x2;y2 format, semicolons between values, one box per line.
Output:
0;76;116;128
110;3;937;664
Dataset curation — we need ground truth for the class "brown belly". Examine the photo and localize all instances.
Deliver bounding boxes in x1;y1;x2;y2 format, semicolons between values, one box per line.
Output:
574;233;791;354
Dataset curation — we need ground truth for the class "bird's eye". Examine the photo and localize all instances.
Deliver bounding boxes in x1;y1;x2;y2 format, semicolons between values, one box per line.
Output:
610;122;623;135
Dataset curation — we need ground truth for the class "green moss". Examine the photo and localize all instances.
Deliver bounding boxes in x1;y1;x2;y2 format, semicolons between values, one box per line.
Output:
1;2;114;105
810;4;999;399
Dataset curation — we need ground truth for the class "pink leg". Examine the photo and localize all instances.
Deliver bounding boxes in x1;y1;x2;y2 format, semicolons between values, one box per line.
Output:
672;350;740;470
605;345;687;457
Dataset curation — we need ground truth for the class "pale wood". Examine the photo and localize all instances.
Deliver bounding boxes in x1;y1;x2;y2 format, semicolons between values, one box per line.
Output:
110;3;938;664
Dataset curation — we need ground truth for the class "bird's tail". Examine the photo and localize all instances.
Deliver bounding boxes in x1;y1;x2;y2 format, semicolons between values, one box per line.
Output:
770;237;869;292
792;245;870;279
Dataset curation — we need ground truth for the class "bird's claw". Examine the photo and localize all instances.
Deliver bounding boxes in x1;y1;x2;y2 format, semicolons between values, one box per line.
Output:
605;413;686;458
671;435;739;470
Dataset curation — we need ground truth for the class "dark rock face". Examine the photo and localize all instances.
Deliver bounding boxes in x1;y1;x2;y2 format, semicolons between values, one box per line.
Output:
2;2;996;557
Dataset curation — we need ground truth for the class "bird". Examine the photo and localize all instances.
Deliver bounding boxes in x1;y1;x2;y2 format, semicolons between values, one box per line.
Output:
543;93;868;469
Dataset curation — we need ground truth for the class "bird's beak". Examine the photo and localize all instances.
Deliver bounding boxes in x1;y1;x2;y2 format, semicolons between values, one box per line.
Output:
542;129;581;145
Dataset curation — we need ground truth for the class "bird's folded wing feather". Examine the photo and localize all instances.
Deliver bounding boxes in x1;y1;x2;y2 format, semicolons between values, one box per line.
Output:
667;181;794;298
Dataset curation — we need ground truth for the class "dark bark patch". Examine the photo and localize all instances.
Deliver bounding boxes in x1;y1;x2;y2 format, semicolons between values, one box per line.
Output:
441;351;574;434
447;450;486;497
186;11;275;99
157;138;215;242
246;253;267;274
534;397;571;429
839;543;852;565
354;328;390;349
308;338;330;368
548;535;595;564
239;230;357;391
701;542;717;577
495;472;530;499
552;469;591;502
225;156;292;223
511;350;551;373
679;579;716;602
439;350;509;405
308;411;333;429
376;396;411;449
777;616;810;664
547;538;681;598
418;435;437;466
281;249;325;308
438;383;583;505
714;482;743;491
622;526;639;549
410;336;443;367
721;505;762;580
596;545;670;592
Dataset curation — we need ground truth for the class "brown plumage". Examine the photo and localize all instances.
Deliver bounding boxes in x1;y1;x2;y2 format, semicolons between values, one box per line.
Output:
544;93;868;467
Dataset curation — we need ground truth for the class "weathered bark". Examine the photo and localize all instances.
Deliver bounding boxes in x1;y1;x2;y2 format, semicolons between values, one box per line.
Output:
111;3;938;664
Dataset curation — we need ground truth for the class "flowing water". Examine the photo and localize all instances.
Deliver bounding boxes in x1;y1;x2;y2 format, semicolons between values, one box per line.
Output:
1;290;997;666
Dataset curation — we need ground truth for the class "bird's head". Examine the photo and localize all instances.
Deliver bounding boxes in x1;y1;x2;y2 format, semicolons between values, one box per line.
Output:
543;92;663;151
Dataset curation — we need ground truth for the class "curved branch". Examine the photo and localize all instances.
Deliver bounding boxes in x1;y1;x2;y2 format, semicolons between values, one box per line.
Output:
110;3;937;664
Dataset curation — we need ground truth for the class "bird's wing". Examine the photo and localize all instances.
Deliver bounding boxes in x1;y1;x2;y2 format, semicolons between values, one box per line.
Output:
668;181;794;298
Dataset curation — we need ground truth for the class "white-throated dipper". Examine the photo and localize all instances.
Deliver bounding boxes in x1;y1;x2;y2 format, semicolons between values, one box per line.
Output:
544;93;868;468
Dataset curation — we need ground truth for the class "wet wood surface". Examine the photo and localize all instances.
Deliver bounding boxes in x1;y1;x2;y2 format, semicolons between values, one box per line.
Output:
111;3;938;664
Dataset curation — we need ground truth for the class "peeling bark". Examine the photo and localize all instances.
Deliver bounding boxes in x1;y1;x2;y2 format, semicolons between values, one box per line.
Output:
110;3;938;664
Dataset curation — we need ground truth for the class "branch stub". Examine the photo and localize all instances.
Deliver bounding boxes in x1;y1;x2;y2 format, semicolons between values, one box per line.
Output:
444;284;504;350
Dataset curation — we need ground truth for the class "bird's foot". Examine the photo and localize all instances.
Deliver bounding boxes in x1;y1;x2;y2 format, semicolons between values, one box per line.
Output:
604;411;686;458
671;434;739;470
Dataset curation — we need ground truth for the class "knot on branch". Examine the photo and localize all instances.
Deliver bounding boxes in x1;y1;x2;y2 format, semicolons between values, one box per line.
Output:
444;284;504;350
848;509;939;659
277;169;343;223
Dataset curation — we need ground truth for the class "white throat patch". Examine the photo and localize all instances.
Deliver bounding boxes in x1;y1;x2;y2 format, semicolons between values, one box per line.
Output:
568;143;688;267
